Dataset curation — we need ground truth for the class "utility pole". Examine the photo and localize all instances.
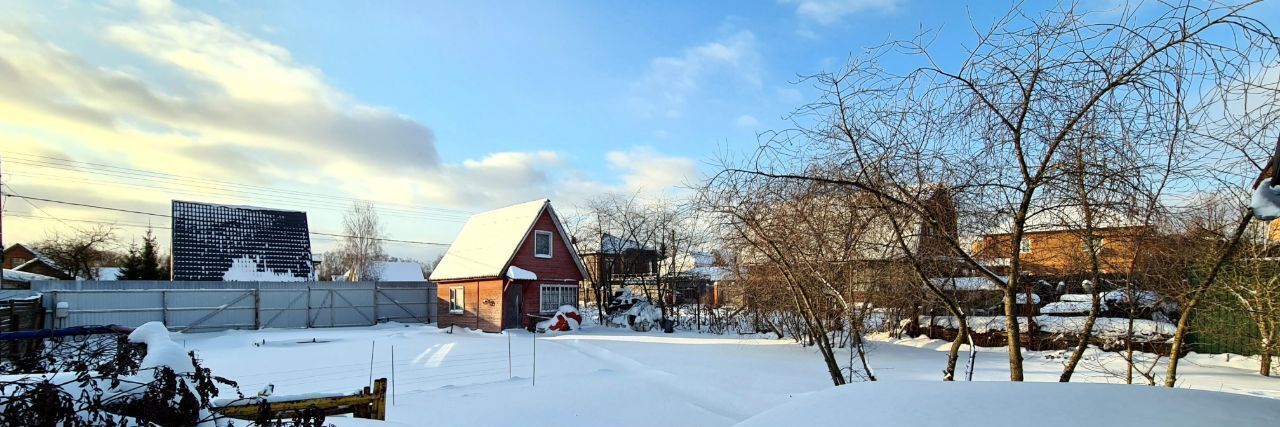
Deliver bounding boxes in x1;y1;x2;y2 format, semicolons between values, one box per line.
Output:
1;154;5;256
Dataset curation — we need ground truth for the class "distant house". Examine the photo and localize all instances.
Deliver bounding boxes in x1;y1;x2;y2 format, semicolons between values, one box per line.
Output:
170;200;314;281
578;233;660;292
971;225;1150;278
95;267;123;281
340;261;428;282
430;199;588;332
2;243;72;280
663;251;736;306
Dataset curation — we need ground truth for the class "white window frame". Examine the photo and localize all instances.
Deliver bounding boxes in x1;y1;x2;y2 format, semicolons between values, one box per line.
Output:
1019;239;1032;254
10;257;25;266
449;286;465;314
533;230;554;259
539;284;577;312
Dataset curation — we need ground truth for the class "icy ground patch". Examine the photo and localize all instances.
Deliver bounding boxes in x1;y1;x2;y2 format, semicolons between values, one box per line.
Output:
175;324;1280;426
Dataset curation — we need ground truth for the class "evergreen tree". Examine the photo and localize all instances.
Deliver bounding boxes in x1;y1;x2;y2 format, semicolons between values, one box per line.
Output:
118;229;165;280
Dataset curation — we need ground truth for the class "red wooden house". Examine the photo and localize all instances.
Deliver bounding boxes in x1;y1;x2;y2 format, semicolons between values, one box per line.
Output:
429;199;588;332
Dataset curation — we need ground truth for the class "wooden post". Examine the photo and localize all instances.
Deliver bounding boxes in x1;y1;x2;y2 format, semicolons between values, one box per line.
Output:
372;378;388;420
532;330;537;387
390;345;396;406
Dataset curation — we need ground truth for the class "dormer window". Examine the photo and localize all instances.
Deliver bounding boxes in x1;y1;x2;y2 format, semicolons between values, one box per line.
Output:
534;230;553;258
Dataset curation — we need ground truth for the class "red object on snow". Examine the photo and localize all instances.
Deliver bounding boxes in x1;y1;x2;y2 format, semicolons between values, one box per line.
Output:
546;314;571;331
564;310;583;325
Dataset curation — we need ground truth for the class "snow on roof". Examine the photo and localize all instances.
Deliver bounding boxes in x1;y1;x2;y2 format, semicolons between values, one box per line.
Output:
372;261;427;281
507;265;537;280
1041;301;1098;314
429;199;587;282
930;276;1007;291
737;381;1279;427
222;256;307;282
2;268;55;283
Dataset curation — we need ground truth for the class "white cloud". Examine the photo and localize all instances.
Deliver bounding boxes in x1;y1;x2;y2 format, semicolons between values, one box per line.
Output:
735;115;760;128
782;0;900;25
0;0;705;262
631;30;761;119
604;146;701;195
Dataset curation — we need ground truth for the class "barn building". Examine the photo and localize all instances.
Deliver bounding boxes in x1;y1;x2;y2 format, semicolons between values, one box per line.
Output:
170;200;314;281
430;199;587;332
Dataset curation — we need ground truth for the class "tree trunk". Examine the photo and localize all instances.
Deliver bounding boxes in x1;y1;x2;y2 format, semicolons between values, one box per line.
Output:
944;317;971;381
1060;287;1101;382
1165;210;1252;387
1002;288;1025;381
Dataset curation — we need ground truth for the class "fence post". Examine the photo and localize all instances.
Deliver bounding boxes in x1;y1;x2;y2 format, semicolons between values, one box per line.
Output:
253;283;262;330
372;283;379;325
306;286;312;328
162;290;169;326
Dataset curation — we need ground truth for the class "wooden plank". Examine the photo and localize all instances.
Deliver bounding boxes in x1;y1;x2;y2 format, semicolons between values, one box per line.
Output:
214;377;389;421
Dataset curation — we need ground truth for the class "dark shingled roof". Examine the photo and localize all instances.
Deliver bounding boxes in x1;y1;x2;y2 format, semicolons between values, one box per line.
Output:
170;200;313;281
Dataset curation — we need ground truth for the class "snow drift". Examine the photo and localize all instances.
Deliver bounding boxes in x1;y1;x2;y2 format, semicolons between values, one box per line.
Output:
735;382;1280;427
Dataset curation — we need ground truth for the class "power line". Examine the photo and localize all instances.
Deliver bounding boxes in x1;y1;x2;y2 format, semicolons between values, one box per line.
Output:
2;164;470;223
2;193;453;247
1;183;72;227
3;169;468;224
0;151;477;215
0;151;476;220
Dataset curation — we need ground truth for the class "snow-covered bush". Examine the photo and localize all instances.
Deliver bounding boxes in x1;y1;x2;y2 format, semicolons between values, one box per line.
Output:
537;305;583;332
0;322;255;426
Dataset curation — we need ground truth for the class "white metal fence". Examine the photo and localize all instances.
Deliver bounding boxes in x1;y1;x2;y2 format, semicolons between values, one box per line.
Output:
29;281;436;332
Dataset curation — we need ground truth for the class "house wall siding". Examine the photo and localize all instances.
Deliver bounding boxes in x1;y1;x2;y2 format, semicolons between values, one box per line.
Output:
2;246;37;270
436;279;505;332
510;210;584;283
973;227;1146;276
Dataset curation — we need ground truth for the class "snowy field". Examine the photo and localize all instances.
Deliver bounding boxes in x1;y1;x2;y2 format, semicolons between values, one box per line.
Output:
177;324;1280;426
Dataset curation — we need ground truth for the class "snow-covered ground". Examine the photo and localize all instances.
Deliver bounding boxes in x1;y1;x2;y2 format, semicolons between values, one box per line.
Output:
175;324;1280;426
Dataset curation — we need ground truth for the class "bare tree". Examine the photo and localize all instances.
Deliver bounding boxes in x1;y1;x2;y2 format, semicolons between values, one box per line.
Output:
722;1;1278;381
35;224;119;280
338;202;387;281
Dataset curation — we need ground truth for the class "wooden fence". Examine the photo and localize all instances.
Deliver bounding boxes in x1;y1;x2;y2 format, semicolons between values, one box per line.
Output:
214;378;387;421
0;296;45;362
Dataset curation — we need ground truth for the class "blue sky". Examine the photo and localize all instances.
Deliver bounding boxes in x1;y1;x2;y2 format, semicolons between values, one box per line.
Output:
2;0;1277;262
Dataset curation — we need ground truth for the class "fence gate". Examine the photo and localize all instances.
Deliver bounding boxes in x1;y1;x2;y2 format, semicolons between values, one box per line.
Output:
28;281;436;332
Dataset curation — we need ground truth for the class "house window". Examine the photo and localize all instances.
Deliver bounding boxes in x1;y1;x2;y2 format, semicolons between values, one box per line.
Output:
540;284;577;312
10;257;25;267
534;230;553;258
1019;239;1032;254
449;286;465;314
